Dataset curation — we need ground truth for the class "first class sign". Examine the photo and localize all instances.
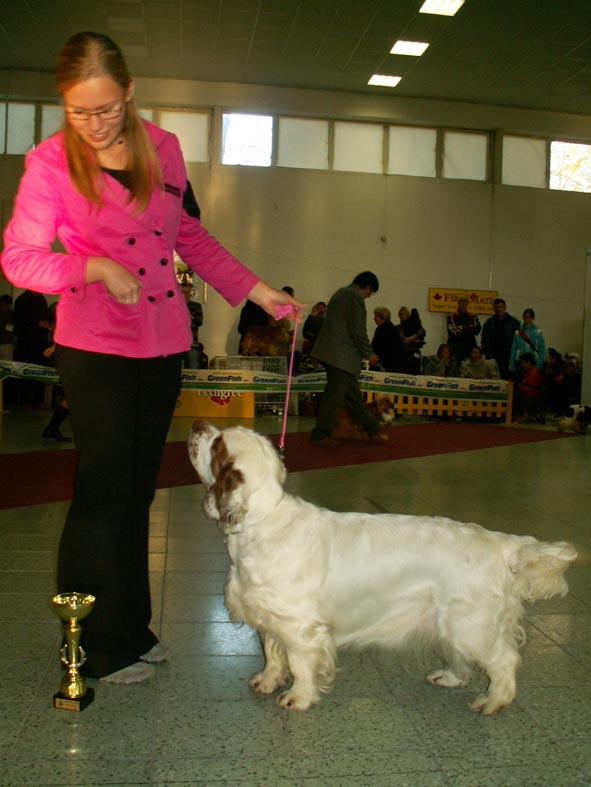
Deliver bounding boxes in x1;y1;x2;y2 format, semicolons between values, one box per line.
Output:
428;288;498;315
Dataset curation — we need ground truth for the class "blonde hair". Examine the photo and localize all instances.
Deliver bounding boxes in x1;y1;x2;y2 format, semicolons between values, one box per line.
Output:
373;306;391;322
56;32;162;212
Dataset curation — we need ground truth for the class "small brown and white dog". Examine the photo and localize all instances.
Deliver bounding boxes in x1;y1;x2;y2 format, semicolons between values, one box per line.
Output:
558;404;591;435
188;421;577;715
332;396;395;440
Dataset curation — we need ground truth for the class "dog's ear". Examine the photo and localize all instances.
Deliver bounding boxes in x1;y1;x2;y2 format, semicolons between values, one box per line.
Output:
211;434;247;526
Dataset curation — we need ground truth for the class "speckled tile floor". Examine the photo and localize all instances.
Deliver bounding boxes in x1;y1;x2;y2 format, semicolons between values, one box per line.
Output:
0;409;589;787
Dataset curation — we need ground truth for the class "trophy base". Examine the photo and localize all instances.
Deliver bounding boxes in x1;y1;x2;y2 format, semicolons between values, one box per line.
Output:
53;687;95;712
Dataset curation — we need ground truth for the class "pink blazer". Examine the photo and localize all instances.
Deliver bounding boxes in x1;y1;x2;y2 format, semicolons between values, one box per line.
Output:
1;121;259;358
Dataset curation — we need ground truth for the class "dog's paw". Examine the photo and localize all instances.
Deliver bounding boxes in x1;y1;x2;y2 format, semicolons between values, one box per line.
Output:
249;670;289;694
427;669;467;689
468;693;507;716
276;689;314;711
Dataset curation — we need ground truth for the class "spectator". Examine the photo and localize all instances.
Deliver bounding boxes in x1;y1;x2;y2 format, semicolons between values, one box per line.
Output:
422;343;458;377
237;299;269;354
396;306;426;374
13;289;51;409
509;308;546;376
0;294;14;361
447;295;481;366
481;298;520;379
459;346;500;380
181;280;203;340
302;301;326;355
310;271;383;446
371;306;404;372
513;352;544;423
544;348;569;416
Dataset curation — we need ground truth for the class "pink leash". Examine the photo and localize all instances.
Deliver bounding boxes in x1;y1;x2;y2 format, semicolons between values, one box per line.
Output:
275;305;301;457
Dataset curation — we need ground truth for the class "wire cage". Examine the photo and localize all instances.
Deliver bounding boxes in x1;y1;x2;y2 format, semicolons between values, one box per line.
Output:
211;356;288;415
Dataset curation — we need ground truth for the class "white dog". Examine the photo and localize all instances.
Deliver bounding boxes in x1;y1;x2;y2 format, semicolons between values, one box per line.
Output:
188;421;577;715
558;404;591;435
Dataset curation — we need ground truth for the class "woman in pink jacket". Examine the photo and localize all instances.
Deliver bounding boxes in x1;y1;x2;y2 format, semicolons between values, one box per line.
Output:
2;32;300;685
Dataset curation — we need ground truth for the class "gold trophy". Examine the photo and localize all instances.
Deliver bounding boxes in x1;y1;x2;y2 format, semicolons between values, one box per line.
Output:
53;592;96;711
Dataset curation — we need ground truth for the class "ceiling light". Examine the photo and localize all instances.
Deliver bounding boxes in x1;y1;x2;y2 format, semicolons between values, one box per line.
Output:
419;0;465;16
368;74;402;88
390;40;430;56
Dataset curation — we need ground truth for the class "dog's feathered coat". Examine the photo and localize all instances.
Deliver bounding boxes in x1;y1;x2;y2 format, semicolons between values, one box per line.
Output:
188;421;577;715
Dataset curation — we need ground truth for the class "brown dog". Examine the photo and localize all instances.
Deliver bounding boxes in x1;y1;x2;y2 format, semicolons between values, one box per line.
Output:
241;322;291;357
332;396;395;440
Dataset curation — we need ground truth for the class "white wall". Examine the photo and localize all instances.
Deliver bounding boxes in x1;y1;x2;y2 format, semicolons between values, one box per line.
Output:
190;160;588;359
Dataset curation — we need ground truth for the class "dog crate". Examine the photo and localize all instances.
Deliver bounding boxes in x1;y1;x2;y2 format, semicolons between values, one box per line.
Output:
212;356;288;415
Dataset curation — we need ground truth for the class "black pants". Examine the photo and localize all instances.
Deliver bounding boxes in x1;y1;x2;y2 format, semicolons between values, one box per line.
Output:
56;346;182;677
311;363;380;441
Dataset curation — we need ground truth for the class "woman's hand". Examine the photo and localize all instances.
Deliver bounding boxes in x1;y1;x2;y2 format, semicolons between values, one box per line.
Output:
247;281;305;320
85;257;142;304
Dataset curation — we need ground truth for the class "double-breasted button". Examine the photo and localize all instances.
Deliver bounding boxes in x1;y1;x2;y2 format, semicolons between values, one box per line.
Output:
154;230;162;236
128;237;136;245
166;290;174;298
148;295;156;302
70;287;77;293
160;258;168;266
138;268;146;276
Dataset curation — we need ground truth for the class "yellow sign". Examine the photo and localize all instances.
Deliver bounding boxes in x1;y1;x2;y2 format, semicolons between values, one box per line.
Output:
175;390;255;418
428;288;498;315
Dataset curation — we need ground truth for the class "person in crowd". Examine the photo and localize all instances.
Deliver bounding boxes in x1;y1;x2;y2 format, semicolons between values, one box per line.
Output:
446;294;481;367
459;345;500;380
396;306;426;374
0;294;14;360
302;301;326;355
371;306;404;372
1;31;301;686
237;299;269;353
543;347;569;416
12;288;51;409
41;301;71;441
509;308;546;376
181;279;203;342
421;343;458;377
513;352;544;423
310;271;384;446
481;297;520;379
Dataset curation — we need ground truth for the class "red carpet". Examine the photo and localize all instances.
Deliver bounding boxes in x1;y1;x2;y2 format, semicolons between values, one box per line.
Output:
0;422;572;510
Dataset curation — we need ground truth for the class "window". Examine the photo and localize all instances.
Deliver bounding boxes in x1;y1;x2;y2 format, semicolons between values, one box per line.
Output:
333;121;382;174
550;141;591;194
6;103;35;154
159;111;209;163
502;136;546;188
41;104;64;140
442;131;488;181
388;126;436;177
221;113;272;167
277;118;329;170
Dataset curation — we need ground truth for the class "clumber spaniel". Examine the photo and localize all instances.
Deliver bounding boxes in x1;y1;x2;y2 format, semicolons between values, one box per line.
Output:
332;395;395;441
558;404;591;435
188;421;577;715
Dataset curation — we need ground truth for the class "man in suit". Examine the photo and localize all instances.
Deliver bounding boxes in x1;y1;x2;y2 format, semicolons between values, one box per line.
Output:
310;271;384;446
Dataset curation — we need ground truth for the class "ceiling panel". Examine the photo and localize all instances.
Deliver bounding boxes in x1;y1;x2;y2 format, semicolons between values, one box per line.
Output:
0;0;590;114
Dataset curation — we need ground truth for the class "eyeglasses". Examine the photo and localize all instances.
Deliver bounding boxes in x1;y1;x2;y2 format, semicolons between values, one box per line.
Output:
65;102;125;122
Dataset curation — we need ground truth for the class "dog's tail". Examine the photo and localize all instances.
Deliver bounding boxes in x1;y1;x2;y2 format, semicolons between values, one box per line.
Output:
511;540;577;603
